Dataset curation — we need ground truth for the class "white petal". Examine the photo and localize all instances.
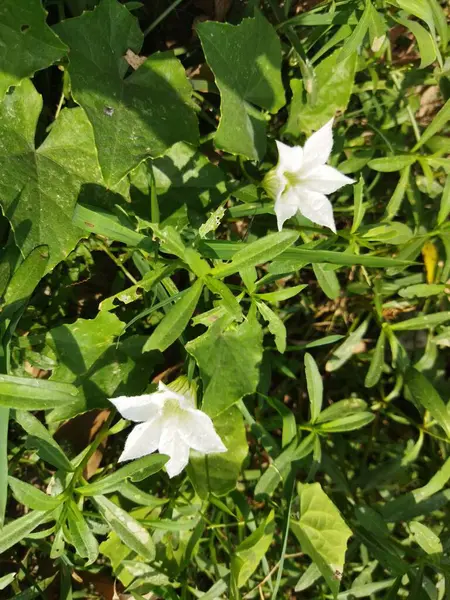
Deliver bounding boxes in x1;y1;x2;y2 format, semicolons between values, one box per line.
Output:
158;426;190;478
118;418;162;462
274;187;300;231
158;381;195;410
303;165;355;194
109;393;164;422
179;409;227;454
303;118;334;170
276;140;303;173
294;187;337;233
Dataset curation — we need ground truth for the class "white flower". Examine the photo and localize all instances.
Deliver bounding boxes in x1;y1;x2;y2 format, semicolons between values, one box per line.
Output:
264;119;355;232
109;378;227;478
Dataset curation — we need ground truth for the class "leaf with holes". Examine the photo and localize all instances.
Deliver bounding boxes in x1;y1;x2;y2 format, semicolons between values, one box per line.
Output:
55;0;198;187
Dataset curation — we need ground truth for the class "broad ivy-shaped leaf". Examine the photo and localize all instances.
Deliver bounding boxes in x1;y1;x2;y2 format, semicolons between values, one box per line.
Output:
197;12;285;160
46;312;152;422
150;142;228;227
186;316;263;418
285;49;357;136
0;80;102;272
0;0;67;100
188;406;248;498
291;483;352;597
56;0;198;187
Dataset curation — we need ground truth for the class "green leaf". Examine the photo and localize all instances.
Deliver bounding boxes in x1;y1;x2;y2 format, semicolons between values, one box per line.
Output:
285;49;356;135
413;98;450;151
143;279;203;352
188;406;248;497
14;410;74;472
437;174;450;226
8;476;62;511
0;80;102;271
186;316;263;418
317;412;375;433
351;176;365;233
0;375;79;411
391;311;450;331
395;16;436;68
197;12;285;160
315;398;368;424
94;495;155;561
360;222;413;245
0;0;67;100
325;320;369;372
368;155;417;172
0;408;7;528
364;329;386;388
203;240;411;268
0;509;52;555
47;312;150;422
211;231;299;279
67;500;99;564
405;367;450;438
254;284;307;303
205;277;244;322
337;579;396;599
257;300;286;353
291;482;352;597
1;246;49;323
338;0;372;61
305;353;323;422
56;0;198;187
0;573;16;592
313;264;340;300
398;283;446;298
295;563;322;592
385;166;411;220
232;510;275;588
76;454;169;496
409;522;442;555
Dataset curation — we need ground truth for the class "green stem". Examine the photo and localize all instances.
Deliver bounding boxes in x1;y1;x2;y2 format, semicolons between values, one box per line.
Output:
144;0;185;37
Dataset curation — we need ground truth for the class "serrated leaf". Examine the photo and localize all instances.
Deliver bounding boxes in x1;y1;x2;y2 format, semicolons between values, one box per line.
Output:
56;0;198;186
197;12;285;160
188;406;247;498
143;279;203;352
0;0;67;100
285;49;356;135
186;316;263;418
8;476;63;511
94;495;155;561
291;482;352;597
0;80;102;271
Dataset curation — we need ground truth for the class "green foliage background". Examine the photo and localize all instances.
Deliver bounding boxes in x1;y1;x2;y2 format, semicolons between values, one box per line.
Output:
0;0;449;598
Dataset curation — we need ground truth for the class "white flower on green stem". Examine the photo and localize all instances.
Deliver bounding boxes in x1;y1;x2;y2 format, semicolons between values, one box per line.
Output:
263;118;354;232
109;378;226;478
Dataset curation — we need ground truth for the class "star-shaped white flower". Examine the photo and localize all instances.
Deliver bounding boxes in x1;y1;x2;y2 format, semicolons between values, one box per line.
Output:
109;380;227;478
265;119;354;232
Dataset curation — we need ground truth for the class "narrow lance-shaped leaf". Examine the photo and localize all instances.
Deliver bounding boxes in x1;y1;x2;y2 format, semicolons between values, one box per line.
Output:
305;353;323;422
257;301;287;354
405;368;450;438
144;279;203;352
8;476;63;511
0;375;79;411
0;510;53;555
364;329;386;388
67;501;99;564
